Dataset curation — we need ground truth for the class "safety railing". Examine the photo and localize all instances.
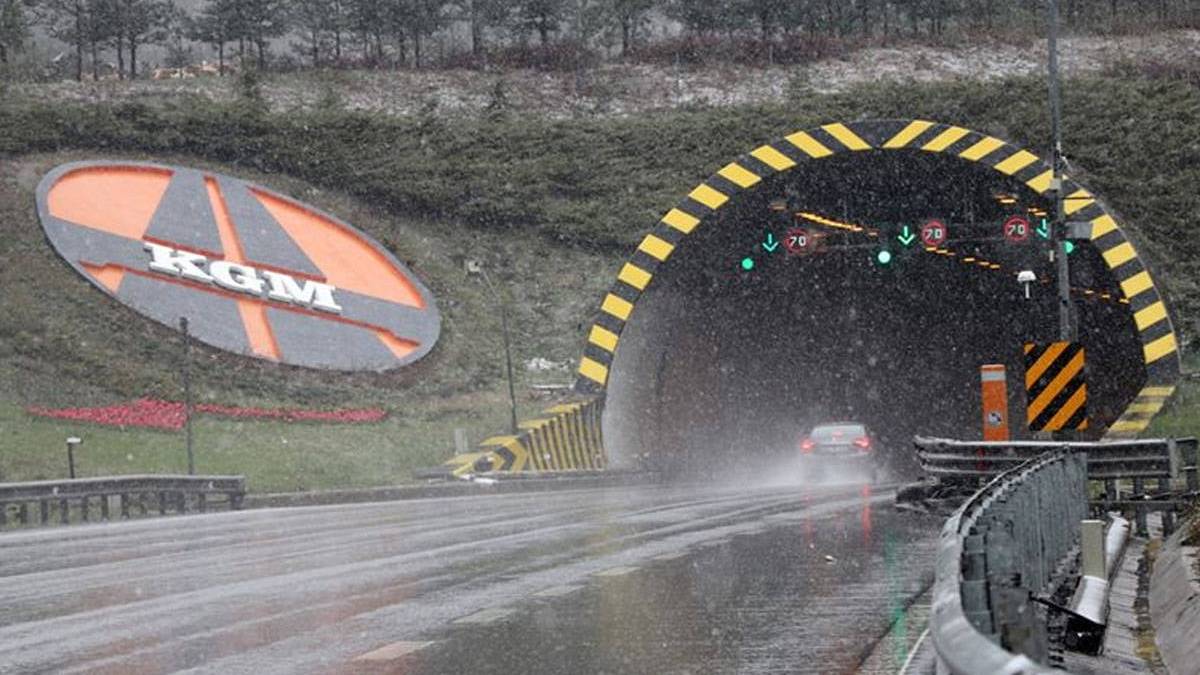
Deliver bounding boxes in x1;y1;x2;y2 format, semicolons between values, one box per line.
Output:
916;436;1198;484
0;475;246;529
931;450;1087;674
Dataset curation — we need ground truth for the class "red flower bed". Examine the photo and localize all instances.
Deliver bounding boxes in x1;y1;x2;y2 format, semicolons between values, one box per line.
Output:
26;398;387;430
27;398;186;430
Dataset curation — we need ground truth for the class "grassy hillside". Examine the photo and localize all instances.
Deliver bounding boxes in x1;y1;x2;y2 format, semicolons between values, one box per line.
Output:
1;72;1198;489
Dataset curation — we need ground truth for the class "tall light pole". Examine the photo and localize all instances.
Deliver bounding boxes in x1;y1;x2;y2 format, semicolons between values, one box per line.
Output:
468;261;519;434
1049;0;1074;341
180;316;195;475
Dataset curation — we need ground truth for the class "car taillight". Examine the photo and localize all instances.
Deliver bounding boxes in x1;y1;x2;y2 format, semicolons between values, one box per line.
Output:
853;437;871;451
800;438;815;453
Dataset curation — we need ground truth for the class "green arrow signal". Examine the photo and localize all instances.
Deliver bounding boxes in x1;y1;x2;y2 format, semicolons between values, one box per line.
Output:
1036;218;1051;239
762;232;779;253
897;225;916;246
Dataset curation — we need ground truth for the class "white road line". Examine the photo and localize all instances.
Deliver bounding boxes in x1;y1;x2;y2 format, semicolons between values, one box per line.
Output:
353;640;434;662
532;584;582;598
593;565;639;577
898;627;931;675
453;608;516;625
651;551;690;562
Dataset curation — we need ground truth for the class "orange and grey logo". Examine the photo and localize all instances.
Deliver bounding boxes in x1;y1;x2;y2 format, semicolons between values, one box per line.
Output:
36;161;439;371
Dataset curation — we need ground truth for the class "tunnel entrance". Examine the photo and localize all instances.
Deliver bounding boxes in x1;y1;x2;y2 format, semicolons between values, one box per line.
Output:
586;122;1179;478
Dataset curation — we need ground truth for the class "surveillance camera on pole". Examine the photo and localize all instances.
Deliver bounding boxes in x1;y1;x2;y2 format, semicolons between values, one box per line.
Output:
1018;270;1037;300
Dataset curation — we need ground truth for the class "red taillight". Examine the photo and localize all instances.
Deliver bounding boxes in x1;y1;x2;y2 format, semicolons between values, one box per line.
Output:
853;437;871;451
800;438;815;453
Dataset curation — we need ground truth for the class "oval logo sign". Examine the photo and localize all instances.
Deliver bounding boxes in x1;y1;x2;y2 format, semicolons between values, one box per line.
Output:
36;161;440;371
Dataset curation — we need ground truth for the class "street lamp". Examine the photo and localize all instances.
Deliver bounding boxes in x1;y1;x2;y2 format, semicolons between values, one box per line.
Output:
179;316;195;475
66;437;82;479
466;260;519;434
1048;0;1074;341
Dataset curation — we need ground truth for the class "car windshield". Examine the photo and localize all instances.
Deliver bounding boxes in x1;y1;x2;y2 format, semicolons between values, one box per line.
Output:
811;424;867;442
2;2;1196;674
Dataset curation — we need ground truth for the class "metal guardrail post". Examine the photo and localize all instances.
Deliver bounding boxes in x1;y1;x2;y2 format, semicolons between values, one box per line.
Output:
962;530;992;633
1135;505;1149;537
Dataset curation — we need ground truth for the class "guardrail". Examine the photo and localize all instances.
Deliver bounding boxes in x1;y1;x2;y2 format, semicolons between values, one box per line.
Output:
0;475;246;529
931;450;1087;674
916;436;1198;485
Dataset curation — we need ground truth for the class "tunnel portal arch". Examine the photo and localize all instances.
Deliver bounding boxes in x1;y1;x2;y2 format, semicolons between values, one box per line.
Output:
577;119;1181;459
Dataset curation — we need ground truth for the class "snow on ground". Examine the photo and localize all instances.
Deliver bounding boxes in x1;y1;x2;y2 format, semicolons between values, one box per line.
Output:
12;30;1200;119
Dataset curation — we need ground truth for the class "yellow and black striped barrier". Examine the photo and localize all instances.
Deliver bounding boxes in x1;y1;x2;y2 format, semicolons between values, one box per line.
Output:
442;398;607;476
1024;341;1089;431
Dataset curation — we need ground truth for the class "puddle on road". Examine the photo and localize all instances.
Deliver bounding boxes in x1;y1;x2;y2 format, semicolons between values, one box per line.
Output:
397;498;941;675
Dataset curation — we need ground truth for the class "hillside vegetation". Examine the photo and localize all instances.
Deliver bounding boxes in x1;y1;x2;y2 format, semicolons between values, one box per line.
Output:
1;71;1197;489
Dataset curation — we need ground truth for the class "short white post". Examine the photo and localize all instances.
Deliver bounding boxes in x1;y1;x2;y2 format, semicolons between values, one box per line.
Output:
1080;519;1106;579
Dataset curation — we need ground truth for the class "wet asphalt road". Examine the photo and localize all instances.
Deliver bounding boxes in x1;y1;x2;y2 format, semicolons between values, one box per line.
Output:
0;482;941;674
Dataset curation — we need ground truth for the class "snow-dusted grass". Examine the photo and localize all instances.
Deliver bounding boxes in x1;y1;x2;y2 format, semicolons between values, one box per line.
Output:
11;30;1200;120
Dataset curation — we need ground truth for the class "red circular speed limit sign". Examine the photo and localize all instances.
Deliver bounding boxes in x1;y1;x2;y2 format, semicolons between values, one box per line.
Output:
920;219;947;247
1004;215;1031;243
783;227;819;256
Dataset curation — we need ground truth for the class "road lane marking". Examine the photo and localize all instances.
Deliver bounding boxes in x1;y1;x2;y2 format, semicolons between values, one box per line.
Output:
652;551;690;562
353;641;434;662
532;584;582;598
593;565;639;577
453;608;516;625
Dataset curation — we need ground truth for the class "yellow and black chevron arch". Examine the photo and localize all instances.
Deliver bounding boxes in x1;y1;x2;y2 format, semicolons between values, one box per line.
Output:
576;119;1181;436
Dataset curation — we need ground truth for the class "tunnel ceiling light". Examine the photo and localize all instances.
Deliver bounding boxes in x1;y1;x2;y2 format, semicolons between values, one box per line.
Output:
795;211;868;234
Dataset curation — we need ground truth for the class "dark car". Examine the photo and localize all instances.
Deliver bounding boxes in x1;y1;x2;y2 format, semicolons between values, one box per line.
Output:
798;422;882;483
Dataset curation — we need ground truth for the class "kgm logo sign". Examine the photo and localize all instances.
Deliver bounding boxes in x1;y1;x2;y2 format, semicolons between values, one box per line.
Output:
36;161;440;371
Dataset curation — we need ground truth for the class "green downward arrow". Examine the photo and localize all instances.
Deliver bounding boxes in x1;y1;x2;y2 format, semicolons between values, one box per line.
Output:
897;225;916;246
1036;218;1051;239
762;232;779;252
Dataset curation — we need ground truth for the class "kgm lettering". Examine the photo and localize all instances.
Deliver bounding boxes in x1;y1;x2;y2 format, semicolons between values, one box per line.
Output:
144;242;343;314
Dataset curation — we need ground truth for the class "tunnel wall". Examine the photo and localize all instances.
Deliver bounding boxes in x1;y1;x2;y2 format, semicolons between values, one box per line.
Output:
577;119;1182;464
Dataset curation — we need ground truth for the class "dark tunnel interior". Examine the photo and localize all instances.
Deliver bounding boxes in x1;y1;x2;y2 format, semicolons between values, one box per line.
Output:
603;150;1147;479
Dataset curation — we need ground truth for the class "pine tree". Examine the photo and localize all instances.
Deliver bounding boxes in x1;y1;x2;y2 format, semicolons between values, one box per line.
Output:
0;0;30;67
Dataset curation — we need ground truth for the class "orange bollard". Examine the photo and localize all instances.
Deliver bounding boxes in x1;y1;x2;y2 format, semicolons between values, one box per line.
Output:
981;364;1010;442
